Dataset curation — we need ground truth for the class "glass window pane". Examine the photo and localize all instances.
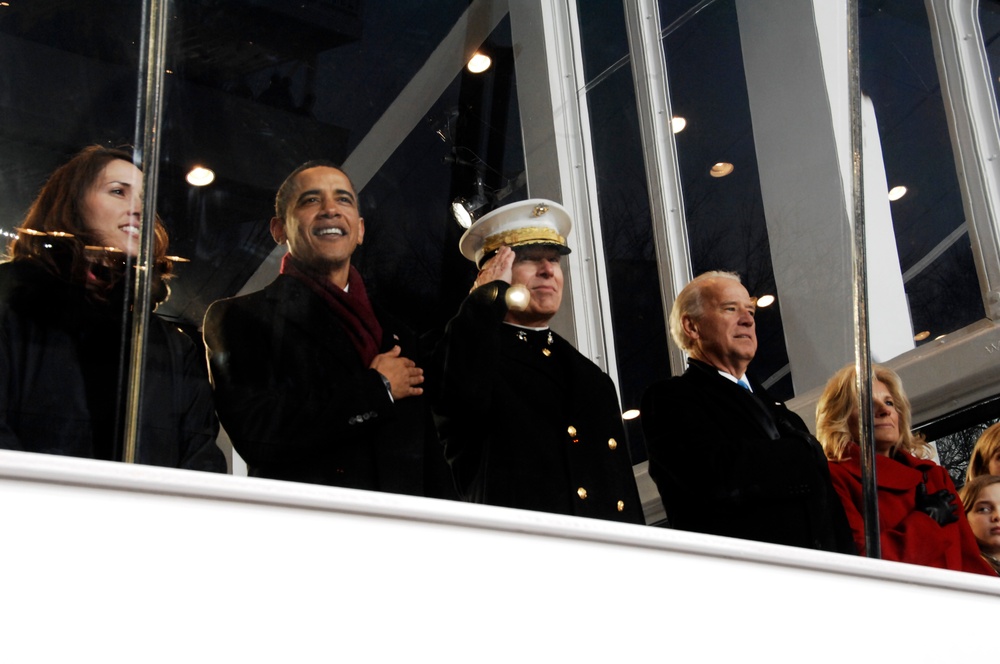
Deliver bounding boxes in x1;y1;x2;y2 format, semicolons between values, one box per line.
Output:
862;2;984;349
0;1;157;463
163;1;520;498
660;0;793;397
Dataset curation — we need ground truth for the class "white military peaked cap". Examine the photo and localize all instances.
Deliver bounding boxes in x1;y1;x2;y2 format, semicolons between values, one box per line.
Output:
459;198;572;267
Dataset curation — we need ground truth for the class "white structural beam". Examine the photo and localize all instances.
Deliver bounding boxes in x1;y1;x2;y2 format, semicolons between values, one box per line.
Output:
508;0;618;372
623;0;693;377
735;0;913;393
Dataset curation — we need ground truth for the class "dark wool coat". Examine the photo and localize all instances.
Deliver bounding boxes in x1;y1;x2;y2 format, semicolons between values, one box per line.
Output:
641;359;854;552
0;259;224;471
203;274;450;496
829;443;996;575
432;281;644;524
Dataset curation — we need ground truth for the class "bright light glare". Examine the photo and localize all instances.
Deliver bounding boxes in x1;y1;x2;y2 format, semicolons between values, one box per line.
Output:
756;294;775;308
671;116;687;133
467;52;492;73
186;166;215;187
888;185;907;201
451;200;473;229
622;409;640;420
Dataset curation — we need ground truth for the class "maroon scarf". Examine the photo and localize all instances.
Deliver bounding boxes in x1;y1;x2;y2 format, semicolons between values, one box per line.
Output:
280;254;383;366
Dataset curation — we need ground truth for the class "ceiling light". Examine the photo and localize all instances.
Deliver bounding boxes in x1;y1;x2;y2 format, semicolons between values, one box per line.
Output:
756;294;775;307
186;166;215;186
913;330;930;341
671;116;686;133
467;52;492;74
888;185;907;201
622;409;640;420
709;162;734;178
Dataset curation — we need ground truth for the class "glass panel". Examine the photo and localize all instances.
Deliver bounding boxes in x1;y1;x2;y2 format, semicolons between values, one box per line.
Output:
981;1;1000;109
163;1;520;498
659;0;793;397
576;3;662;464
576;2;630;85
861;0;984;349
0;1;159;463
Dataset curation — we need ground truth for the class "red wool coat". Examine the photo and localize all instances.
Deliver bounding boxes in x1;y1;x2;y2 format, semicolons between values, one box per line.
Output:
828;443;995;576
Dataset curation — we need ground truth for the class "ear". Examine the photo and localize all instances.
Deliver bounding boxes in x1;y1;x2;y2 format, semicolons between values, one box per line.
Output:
357;216;365;246
681;314;699;341
269;216;286;245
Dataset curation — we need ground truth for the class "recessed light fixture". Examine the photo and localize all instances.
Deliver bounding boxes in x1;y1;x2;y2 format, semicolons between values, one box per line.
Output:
888;185;907;201
756;294;775;307
467;52;492;74
913;330;931;341
671;116;687;133
186;166;215;186
710;162;734;178
622;409;640;420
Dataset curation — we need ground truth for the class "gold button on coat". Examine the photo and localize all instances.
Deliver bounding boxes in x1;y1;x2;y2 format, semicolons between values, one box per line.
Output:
567;425;577;437
617;500;625;512
577;487;587;499
608;438;617;450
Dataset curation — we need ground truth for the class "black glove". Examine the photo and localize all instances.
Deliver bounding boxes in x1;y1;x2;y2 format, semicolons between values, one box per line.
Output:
915;482;959;527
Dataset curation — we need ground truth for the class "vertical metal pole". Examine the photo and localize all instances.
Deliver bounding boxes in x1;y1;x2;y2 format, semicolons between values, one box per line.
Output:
622;0;694;378
848;0;881;557
122;0;170;463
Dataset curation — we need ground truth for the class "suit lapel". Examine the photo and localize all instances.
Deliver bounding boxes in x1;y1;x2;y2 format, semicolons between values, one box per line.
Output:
688;361;781;440
267;276;364;369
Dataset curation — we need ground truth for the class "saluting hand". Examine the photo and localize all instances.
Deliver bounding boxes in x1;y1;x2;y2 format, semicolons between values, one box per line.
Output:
472;245;514;291
371;345;424;400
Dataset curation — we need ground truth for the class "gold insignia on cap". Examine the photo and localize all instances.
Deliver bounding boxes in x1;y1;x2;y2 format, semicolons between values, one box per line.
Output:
567;425;577;437
541;348;552;357
531;203;549;217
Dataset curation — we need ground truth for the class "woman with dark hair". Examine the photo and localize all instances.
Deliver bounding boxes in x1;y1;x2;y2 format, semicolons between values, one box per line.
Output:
960;475;1000;575
816;364;993;575
0;145;225;471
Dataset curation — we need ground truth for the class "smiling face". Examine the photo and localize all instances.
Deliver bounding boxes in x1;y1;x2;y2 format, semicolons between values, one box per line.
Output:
848;379;901;455
80;159;143;256
270;166;364;287
683;277;757;377
967;483;1000;555
504;245;564;327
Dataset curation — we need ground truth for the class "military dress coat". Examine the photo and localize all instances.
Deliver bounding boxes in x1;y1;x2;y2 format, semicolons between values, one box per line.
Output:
828;443;995;575
203;274;444;495
432;280;644;523
641;359;854;552
0;259;225;471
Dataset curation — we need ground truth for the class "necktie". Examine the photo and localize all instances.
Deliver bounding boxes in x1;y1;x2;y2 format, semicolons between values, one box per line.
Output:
737;378;752;392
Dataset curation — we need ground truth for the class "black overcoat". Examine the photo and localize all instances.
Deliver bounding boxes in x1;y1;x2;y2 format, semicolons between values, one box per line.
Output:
0;259;224;471
203;274;446;495
432;281;644;524
641;359;854;552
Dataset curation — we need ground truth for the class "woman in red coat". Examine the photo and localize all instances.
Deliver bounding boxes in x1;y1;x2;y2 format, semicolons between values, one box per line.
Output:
815;364;994;575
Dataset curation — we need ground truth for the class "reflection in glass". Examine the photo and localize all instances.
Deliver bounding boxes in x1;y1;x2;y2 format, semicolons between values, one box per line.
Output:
659;0;791;397
861;2;983;346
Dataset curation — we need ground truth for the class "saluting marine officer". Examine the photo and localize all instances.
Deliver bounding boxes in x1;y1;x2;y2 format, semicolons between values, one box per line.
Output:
432;199;644;523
